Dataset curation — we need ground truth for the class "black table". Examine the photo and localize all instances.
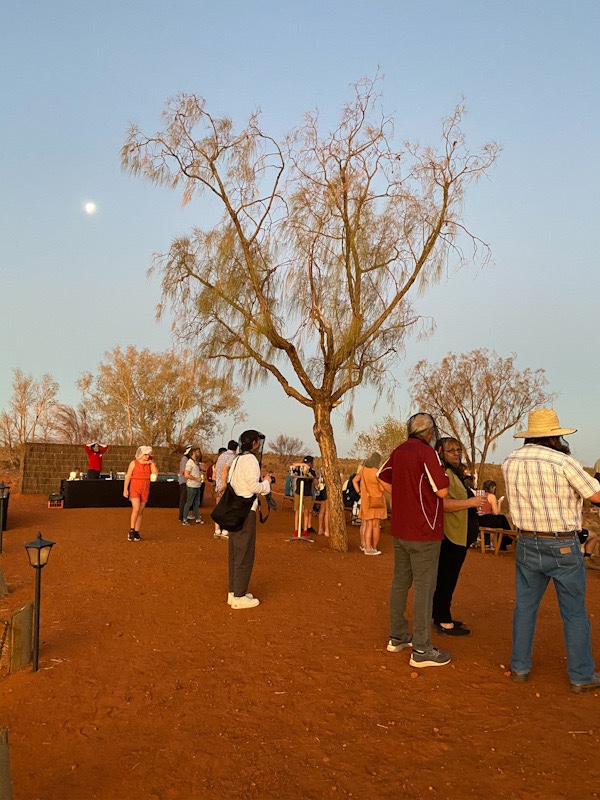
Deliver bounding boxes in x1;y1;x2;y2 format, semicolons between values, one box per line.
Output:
60;479;179;509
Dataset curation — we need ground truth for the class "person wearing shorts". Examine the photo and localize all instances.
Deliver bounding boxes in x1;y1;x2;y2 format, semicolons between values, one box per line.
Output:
214;441;238;539
578;529;598;564
123;446;158;541
314;473;329;537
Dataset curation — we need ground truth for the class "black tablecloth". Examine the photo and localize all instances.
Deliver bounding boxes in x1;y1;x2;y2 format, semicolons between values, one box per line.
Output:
60;479;179;508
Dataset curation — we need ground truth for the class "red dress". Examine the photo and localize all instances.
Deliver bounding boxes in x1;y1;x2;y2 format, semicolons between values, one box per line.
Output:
129;461;151;502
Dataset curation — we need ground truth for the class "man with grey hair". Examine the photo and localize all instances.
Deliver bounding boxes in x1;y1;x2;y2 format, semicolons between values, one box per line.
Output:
378;413;451;667
502;408;600;693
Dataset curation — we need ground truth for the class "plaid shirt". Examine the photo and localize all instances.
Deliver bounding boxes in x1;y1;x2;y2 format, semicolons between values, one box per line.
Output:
502;443;600;532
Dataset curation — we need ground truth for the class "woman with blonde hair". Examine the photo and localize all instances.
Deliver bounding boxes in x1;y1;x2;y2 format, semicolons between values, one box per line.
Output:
352;452;387;555
123;446;159;541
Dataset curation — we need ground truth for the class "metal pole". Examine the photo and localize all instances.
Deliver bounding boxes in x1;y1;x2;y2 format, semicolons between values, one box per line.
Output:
298;479;304;535
285;475;314;542
32;568;41;672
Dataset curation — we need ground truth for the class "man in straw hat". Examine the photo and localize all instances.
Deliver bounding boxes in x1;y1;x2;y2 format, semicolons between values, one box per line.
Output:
502;408;600;693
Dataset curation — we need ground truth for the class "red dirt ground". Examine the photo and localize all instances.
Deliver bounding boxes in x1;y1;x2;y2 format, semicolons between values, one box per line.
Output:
1;490;599;800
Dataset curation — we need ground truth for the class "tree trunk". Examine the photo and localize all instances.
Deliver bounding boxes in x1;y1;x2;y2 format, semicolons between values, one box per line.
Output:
313;405;348;552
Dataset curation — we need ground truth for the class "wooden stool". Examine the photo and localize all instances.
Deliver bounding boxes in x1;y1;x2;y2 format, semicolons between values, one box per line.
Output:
479;526;518;555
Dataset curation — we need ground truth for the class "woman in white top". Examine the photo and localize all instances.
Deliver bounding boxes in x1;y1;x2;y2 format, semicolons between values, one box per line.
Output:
181;447;205;525
227;430;272;609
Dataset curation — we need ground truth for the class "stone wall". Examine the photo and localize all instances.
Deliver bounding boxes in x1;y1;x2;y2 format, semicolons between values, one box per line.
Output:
18;443;184;495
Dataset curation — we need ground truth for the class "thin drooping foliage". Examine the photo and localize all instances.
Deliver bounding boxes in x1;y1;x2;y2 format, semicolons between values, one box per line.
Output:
121;77;499;550
78;346;243;448
0;369;59;466
351;416;408;462
409;348;554;483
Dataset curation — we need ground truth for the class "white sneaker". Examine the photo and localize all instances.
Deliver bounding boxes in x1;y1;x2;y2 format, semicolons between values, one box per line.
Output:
364;548;382;555
227;592;254;606
231;595;260;609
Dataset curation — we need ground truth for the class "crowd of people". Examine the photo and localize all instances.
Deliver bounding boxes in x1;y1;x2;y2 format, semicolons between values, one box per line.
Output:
379;408;600;692
80;407;600;692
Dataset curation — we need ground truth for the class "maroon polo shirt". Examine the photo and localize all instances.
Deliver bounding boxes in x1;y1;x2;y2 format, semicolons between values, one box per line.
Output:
378;437;449;541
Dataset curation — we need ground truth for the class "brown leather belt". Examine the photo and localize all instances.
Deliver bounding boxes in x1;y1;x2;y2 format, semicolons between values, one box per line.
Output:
519;530;576;538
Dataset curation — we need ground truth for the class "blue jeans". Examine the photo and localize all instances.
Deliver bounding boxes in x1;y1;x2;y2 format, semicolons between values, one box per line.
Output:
182;486;201;520
512;534;595;684
390;538;441;651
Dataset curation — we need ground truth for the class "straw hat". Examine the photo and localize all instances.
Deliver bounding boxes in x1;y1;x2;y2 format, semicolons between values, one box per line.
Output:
515;408;576;439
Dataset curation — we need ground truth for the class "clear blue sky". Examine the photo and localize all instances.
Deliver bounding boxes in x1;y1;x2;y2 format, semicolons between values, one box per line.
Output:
1;0;599;465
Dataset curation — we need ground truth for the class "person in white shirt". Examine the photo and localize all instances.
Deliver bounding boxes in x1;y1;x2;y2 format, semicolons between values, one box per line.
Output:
502;408;600;693
213;440;238;540
227;430;272;609
181;447;205;525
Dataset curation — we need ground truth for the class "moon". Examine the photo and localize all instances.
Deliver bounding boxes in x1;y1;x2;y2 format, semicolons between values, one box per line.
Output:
84;202;97;214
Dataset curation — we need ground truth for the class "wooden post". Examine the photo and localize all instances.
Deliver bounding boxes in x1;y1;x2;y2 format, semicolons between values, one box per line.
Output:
0;570;7;598
8;603;33;674
0;728;12;800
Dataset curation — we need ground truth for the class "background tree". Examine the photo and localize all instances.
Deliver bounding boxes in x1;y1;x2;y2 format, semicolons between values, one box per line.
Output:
51;403;102;444
351;415;407;461
121;77;499;550
78;345;243;448
0;369;59;466
409;348;554;482
268;434;305;458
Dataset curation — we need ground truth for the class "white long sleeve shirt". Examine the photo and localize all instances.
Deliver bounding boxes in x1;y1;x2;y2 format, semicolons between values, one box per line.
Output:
228;453;271;511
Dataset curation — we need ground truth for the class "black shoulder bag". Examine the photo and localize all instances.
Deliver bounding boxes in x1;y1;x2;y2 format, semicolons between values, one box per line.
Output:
210;457;256;532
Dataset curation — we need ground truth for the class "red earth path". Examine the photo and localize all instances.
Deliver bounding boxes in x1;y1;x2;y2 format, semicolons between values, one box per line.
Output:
1;491;599;800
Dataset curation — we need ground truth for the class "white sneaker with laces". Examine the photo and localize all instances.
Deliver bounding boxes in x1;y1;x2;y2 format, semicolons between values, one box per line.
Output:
231;595;260;609
227;592;254;606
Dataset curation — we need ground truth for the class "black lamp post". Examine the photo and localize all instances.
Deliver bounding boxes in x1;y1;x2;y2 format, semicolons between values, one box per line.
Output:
24;533;55;672
0;481;10;553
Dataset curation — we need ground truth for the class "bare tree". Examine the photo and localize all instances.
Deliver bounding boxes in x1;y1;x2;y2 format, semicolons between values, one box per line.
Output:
0;369;59;466
121;77;499;550
351;416;407;461
77;345;243;448
269;434;305;458
409;349;555;482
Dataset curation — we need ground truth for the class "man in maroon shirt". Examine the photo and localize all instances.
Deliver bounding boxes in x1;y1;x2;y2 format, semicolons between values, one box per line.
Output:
378;413;451;667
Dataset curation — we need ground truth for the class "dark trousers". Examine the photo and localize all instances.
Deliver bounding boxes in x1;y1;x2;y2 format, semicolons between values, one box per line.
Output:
87;469;100;480
178;483;187;521
228;510;257;597
432;537;468;625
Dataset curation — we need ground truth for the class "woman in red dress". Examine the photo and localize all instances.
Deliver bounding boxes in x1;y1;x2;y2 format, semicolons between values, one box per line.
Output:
123;446;158;541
